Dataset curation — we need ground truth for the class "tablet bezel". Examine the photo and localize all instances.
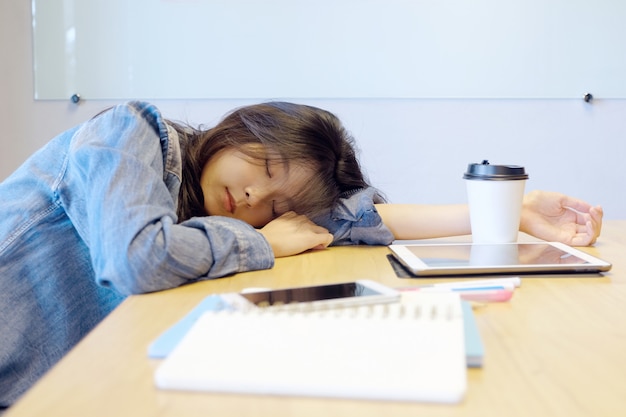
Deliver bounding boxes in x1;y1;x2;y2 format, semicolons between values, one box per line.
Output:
388;242;612;277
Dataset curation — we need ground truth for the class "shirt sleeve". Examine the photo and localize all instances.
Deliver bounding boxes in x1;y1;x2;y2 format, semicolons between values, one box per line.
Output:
63;102;274;295
312;187;395;246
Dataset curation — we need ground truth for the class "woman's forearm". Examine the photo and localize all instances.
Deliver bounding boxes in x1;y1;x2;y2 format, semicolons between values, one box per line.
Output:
374;203;471;240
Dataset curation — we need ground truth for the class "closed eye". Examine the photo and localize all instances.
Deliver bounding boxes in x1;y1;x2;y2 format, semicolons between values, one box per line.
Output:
265;159;272;178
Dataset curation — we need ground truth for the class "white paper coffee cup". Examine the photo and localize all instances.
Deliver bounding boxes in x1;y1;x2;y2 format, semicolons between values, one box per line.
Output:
464;161;528;243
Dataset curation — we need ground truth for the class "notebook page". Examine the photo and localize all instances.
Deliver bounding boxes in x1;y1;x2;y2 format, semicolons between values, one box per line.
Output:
154;292;466;403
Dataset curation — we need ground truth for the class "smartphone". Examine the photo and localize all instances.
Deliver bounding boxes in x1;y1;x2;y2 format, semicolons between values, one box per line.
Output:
220;280;400;311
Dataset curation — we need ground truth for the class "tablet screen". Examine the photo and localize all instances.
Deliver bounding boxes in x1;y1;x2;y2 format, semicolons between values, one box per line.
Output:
404;243;590;267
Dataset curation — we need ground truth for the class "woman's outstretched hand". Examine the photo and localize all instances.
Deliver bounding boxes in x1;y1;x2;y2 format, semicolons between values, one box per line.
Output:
258;212;334;258
519;190;603;246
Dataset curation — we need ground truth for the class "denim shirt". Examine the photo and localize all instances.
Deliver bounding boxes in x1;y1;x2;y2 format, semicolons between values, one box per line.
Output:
314;187;394;246
0;101;392;407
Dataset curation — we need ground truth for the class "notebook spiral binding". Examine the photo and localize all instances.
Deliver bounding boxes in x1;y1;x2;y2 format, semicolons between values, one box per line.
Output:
210;296;459;321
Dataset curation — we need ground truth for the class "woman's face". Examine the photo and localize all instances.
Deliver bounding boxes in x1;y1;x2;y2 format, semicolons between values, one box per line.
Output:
200;145;314;228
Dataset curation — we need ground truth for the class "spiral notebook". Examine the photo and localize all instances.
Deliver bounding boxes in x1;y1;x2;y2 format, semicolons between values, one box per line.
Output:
154;292;467;403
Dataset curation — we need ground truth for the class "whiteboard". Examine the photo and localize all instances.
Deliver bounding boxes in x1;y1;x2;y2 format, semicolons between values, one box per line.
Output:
32;0;626;100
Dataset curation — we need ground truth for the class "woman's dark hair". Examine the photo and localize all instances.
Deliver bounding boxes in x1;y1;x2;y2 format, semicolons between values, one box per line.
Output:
172;102;377;223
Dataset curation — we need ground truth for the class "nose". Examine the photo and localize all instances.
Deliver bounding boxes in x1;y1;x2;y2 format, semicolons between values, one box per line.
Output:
244;186;270;208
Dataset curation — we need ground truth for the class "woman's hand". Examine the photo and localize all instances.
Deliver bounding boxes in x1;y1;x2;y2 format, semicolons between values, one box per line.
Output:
258;212;334;258
519;190;603;246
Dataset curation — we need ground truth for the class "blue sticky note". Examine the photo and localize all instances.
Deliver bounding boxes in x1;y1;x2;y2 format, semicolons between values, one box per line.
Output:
148;295;231;358
462;301;485;367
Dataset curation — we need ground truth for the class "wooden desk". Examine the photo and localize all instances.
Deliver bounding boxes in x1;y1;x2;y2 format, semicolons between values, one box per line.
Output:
7;220;626;417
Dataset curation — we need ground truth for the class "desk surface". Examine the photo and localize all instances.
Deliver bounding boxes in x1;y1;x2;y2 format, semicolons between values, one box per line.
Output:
7;220;626;417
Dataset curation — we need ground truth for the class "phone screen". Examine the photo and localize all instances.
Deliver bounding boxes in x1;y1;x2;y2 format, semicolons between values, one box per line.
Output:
240;282;382;306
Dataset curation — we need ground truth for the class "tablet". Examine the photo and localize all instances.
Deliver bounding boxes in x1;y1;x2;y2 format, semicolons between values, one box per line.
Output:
388;242;612;277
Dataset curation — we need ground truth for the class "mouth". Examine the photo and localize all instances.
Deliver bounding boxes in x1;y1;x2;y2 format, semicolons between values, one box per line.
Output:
224;188;236;214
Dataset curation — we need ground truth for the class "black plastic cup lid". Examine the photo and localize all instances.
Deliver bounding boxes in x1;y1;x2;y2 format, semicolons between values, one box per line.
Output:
463;160;529;180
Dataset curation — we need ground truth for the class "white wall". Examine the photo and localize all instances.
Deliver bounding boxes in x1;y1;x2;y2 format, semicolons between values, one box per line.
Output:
32;0;626;99
2;1;625;219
